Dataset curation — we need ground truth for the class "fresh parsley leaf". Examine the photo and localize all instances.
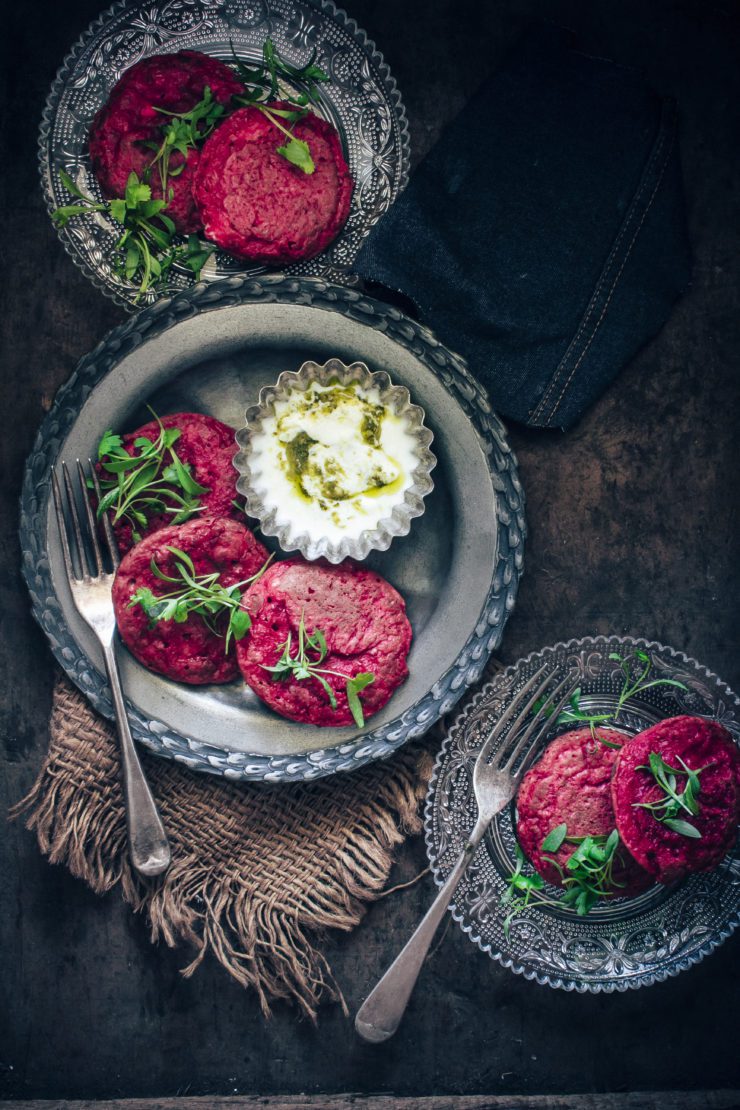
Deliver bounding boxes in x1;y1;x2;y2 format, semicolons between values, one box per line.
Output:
229;38;328;173
276;136;315;174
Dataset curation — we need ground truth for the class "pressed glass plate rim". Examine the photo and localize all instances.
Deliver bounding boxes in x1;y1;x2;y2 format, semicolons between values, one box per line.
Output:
424;634;740;992
37;0;411;310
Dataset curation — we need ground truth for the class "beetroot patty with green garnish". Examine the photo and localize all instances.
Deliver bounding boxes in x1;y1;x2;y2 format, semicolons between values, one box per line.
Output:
97;412;242;555
193;104;353;264
89;51;243;233
113;517;268;685
611;716;740;884
516;727;652;896
236;560;411;726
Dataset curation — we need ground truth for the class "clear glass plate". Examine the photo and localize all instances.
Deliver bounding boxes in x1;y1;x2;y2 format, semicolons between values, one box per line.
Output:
38;0;410;309
425;636;740;991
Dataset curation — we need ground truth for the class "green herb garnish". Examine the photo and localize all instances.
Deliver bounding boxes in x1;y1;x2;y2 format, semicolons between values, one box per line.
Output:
502;826;625;937
53;171;212;301
146;85;227;197
501;844;548;938
129;546;271;652
548;829;623;916
230;38;330;174
94;410;209;542
632;751;709;838
532;649;688;748
261;610;375;727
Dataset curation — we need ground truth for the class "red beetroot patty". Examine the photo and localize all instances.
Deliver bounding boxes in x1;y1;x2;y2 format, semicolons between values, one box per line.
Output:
236;560;411;726
98;412;241;555
516;727;652;897
113;517;269;685
89;51;243;233
193;104;353;264
611;716;740;884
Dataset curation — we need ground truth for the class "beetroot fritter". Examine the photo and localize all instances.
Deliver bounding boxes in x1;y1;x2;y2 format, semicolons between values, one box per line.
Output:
89;51;243;233
236;560;411;726
193;104;352;264
516;727;652;897
98;412;241;554
612;716;740;884
113;517;268;685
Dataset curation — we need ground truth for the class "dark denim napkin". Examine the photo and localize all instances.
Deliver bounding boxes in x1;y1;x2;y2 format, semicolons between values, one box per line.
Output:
356;26;691;429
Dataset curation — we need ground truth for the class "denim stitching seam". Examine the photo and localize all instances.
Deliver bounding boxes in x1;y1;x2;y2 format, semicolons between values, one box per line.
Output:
529;101;676;425
547;123;675;421
530;109;670;422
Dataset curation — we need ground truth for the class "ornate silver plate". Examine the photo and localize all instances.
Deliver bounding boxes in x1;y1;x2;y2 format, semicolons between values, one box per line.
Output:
425;636;740;991
20;274;525;782
39;0;410;309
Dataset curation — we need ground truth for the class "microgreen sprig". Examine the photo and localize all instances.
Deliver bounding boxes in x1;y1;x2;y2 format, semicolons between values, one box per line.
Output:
53;171;213;301
262;610;374;727
129;546;272;652
547;829;623;916
146;86;227;196
502;826;625;937
532;649;688;749
633;751;710;838
94;410;209;543
229;38;330;174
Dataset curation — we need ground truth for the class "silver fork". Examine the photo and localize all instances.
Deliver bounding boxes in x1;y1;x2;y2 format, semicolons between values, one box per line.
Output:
355;663;577;1043
51;460;171;878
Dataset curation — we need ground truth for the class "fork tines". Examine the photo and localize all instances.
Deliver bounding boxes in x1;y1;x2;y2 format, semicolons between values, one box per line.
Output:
51;459;119;581
475;663;579;780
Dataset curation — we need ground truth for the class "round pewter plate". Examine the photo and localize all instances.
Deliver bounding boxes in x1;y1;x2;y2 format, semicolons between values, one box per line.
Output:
425;636;740;991
39;0;410;309
20;275;525;783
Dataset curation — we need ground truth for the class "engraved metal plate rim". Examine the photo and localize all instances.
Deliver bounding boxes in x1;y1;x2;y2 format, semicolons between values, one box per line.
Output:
38;0;411;310
424;635;740;991
20;273;526;783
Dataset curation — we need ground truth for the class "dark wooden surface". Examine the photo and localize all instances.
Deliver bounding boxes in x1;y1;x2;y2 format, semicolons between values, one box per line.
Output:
1;0;739;1102
2;1095;740;1110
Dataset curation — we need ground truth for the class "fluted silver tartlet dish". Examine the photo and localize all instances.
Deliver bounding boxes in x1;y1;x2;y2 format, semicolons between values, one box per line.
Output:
234;358;436;563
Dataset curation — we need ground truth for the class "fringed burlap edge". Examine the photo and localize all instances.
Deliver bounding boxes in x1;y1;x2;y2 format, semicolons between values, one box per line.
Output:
11;675;435;1020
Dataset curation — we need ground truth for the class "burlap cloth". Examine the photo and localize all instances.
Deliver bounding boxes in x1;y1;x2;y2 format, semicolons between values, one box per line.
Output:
12;673;438;1020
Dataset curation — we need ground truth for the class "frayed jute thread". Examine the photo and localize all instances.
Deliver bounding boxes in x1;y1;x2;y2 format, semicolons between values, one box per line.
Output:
11;673;436;1021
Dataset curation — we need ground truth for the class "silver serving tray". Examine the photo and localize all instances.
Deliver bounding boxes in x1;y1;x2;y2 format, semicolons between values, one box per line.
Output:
425;636;740;991
39;0;410;309
20;275;526;782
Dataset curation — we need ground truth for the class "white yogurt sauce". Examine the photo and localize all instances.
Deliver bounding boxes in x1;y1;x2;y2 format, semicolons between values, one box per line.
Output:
248;380;420;543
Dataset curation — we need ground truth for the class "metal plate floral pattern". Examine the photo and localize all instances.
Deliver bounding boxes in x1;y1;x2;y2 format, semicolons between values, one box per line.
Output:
39;0;410;309
425;636;740;991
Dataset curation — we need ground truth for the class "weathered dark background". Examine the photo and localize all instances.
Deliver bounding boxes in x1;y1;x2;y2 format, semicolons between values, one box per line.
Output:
1;0;739;1101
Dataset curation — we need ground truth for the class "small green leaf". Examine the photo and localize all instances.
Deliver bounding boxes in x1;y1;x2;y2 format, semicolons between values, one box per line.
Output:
97;429;123;459
229;608;252;642
663;818;702;839
346;672;375;728
541;823;567;853
276;136;315;174
58;169;88;200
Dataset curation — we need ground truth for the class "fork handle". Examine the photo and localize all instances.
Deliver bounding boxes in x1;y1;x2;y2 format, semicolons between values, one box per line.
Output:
102;642;171;878
355;822;486;1043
